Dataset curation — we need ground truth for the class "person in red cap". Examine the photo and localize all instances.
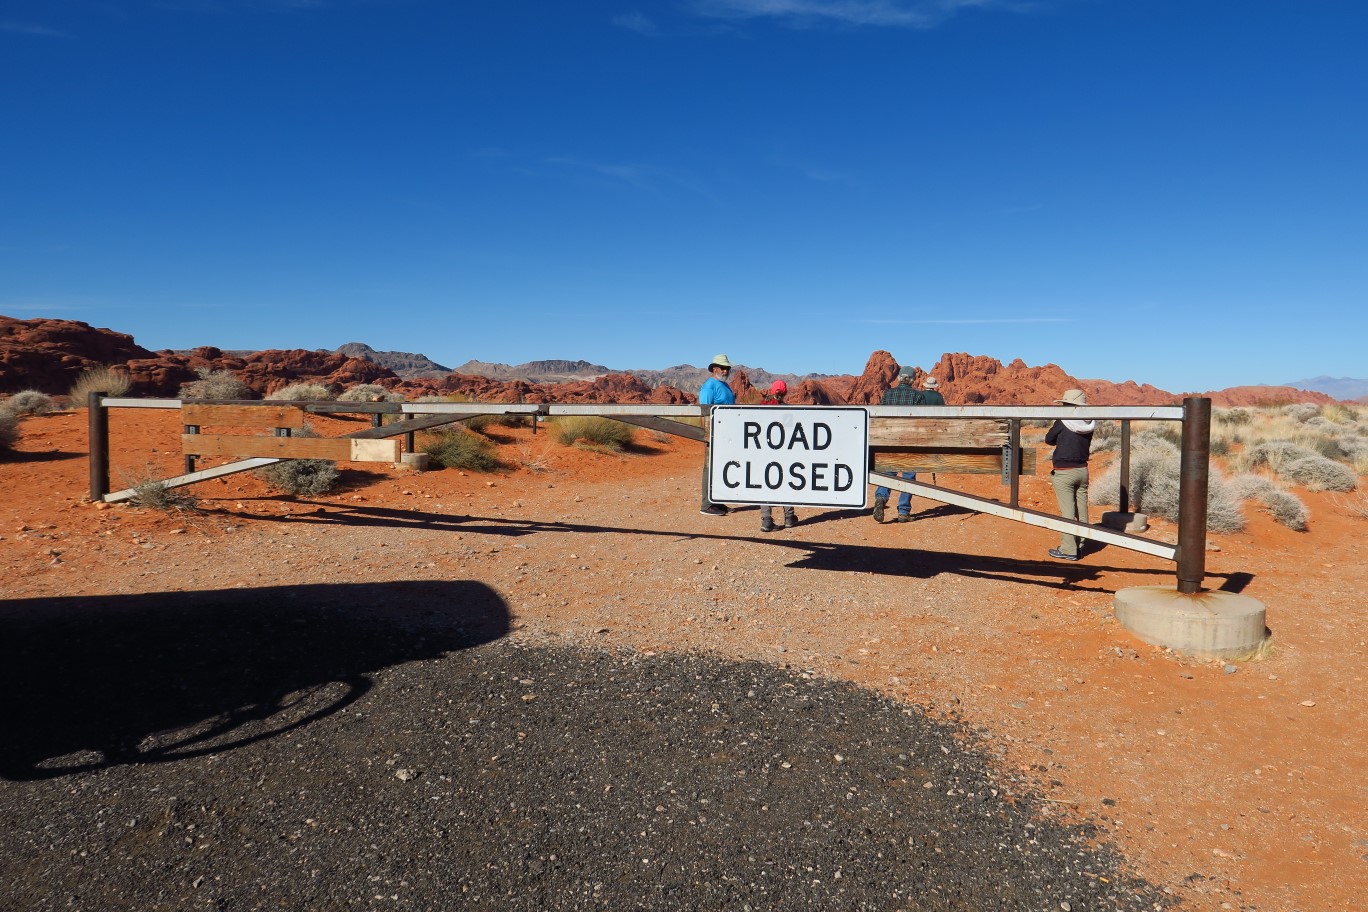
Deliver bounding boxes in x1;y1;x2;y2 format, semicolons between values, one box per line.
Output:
758;380;798;532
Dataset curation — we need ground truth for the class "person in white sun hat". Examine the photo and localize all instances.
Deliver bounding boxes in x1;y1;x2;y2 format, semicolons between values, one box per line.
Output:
1044;388;1094;561
698;354;736;516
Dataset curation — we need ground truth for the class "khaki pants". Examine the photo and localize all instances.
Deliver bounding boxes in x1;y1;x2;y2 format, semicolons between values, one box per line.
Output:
1050;466;1089;557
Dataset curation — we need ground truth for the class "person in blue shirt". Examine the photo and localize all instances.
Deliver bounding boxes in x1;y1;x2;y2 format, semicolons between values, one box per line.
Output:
698;354;736;516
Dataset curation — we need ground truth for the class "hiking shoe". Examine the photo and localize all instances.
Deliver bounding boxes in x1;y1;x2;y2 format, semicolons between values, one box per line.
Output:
891;513;913;523
872;498;887;523
783;513;798;529
700;505;728;516
1048;548;1080;561
759;519;775;533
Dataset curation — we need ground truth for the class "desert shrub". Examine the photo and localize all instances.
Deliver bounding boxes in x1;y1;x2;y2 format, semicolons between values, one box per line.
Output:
1282;403;1320;423
466;411;532;433
0;410;20;453
1320;403;1359;425
422;427;500;471
552;416;635;451
253;425;340;495
1227;473;1309;531
1214;407;1252;426
1280;455;1358;492
1237;440;1317;474
3;390;55;416
69;364;133;403
337;383;404;403
126;478;201;513
267;382;334;401
179;367;255;400
1091;436;1245;533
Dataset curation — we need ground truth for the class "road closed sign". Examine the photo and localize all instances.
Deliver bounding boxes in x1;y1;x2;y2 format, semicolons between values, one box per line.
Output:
708;406;869;508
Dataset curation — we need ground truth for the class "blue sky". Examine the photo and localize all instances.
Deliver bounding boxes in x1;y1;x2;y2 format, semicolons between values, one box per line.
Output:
2;0;1365;392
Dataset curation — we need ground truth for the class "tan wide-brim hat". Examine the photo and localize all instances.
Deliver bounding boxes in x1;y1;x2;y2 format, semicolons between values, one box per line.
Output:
1054;389;1087;406
923;376;939;389
709;354;732;369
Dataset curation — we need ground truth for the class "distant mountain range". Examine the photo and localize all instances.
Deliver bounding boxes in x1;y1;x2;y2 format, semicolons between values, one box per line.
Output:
350;348;831;394
1281;376;1368;401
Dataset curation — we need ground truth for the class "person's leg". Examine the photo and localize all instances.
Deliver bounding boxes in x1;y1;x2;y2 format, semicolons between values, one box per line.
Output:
759;505;774;531
1073;472;1090;553
701;447;727;514
872;481;890;522
896;471;915;516
1050;468;1084;556
782;506;797;528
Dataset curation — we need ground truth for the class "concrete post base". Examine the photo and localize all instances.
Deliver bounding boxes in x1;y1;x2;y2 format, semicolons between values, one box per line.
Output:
1101;511;1149;533
1113;586;1267;658
400;452;431;471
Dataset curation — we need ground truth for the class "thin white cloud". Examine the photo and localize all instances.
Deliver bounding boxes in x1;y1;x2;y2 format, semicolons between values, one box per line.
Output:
857;317;1071;324
612;11;660;36
0;21;74;38
545;156;721;203
692;0;1030;29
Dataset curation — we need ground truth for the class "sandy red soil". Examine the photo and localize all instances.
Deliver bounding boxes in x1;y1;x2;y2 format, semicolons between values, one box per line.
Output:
4;407;1366;911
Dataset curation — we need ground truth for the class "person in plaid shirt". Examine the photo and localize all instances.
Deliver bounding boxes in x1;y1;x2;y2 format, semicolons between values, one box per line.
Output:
872;366;944;523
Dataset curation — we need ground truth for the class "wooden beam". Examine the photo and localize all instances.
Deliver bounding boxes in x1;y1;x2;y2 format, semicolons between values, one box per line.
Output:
614;415;706;442
873;447;1037;475
182;434;399;462
181;404;306;428
868;417;1009;448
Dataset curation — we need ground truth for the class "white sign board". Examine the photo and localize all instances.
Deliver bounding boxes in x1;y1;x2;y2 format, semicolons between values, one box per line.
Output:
709;406;869;508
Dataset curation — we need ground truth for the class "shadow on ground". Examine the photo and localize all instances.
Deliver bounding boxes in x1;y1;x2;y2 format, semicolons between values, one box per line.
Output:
0;580;508;781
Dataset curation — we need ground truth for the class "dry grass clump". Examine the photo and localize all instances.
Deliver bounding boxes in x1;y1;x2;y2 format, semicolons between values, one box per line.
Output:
337;384;404;403
1226;474;1309;531
253;426;340;495
1280;456;1357;492
267;382;334;401
0;410;20;454
69;364;133;403
180;367;255;400
126;477;201;513
3;390;56;416
422;427;500;472
551;416;635;452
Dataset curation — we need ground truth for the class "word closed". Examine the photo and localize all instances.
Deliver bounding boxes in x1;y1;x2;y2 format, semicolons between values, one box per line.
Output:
708;406;869;508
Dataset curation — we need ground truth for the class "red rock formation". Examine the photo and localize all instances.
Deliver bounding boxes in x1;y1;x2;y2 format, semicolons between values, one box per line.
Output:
0;317;155;394
1191;386;1336;408
841;351;900;405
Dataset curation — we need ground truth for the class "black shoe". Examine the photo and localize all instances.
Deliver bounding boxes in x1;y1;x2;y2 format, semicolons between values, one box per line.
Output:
1048;548;1080;561
783;514;798;529
700;505;728;516
759;520;775;533
872;499;887;523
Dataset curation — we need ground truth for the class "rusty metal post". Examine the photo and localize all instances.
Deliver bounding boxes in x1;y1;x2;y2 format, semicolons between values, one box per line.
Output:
1119;420;1131;514
87;391;109;502
405;430;415;453
1176;397;1212;593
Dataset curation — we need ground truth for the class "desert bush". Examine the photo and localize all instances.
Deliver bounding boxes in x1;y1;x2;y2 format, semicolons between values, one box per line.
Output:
1237;440;1318;474
422;427;500;471
1320;403;1359;425
267;382;334;401
1213;407;1252;426
1091;436;1245;533
337;383;404;403
551;416;635;451
1282;403;1320;423
179;367;255;400
69;364;133;403
253;425;340;495
126;478;201;513
3;390;55;416
466;411;532;432
0;410;20;453
1280;455;1357;492
1227;473;1309;531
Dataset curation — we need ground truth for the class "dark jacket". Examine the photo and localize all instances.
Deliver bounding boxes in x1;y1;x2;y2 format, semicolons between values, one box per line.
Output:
1045;421;1092;469
881;384;944;406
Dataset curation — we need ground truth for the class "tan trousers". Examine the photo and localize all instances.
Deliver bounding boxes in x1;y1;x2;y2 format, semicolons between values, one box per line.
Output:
1050;466;1089;557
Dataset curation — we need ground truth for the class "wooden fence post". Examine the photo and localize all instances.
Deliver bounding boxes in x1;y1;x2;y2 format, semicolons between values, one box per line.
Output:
87;391;109;502
1176;397;1211;593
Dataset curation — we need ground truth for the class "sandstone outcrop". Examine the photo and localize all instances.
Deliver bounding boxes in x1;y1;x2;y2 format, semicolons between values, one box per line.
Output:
0;317;155;394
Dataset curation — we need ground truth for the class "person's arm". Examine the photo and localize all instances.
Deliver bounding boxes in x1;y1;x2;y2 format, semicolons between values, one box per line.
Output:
1045;420;1062;445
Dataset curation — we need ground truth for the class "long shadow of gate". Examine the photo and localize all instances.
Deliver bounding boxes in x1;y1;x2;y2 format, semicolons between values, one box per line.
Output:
0;580;508;781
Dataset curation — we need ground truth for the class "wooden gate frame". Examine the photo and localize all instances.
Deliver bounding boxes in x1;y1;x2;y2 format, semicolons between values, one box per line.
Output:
86;394;1211;592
